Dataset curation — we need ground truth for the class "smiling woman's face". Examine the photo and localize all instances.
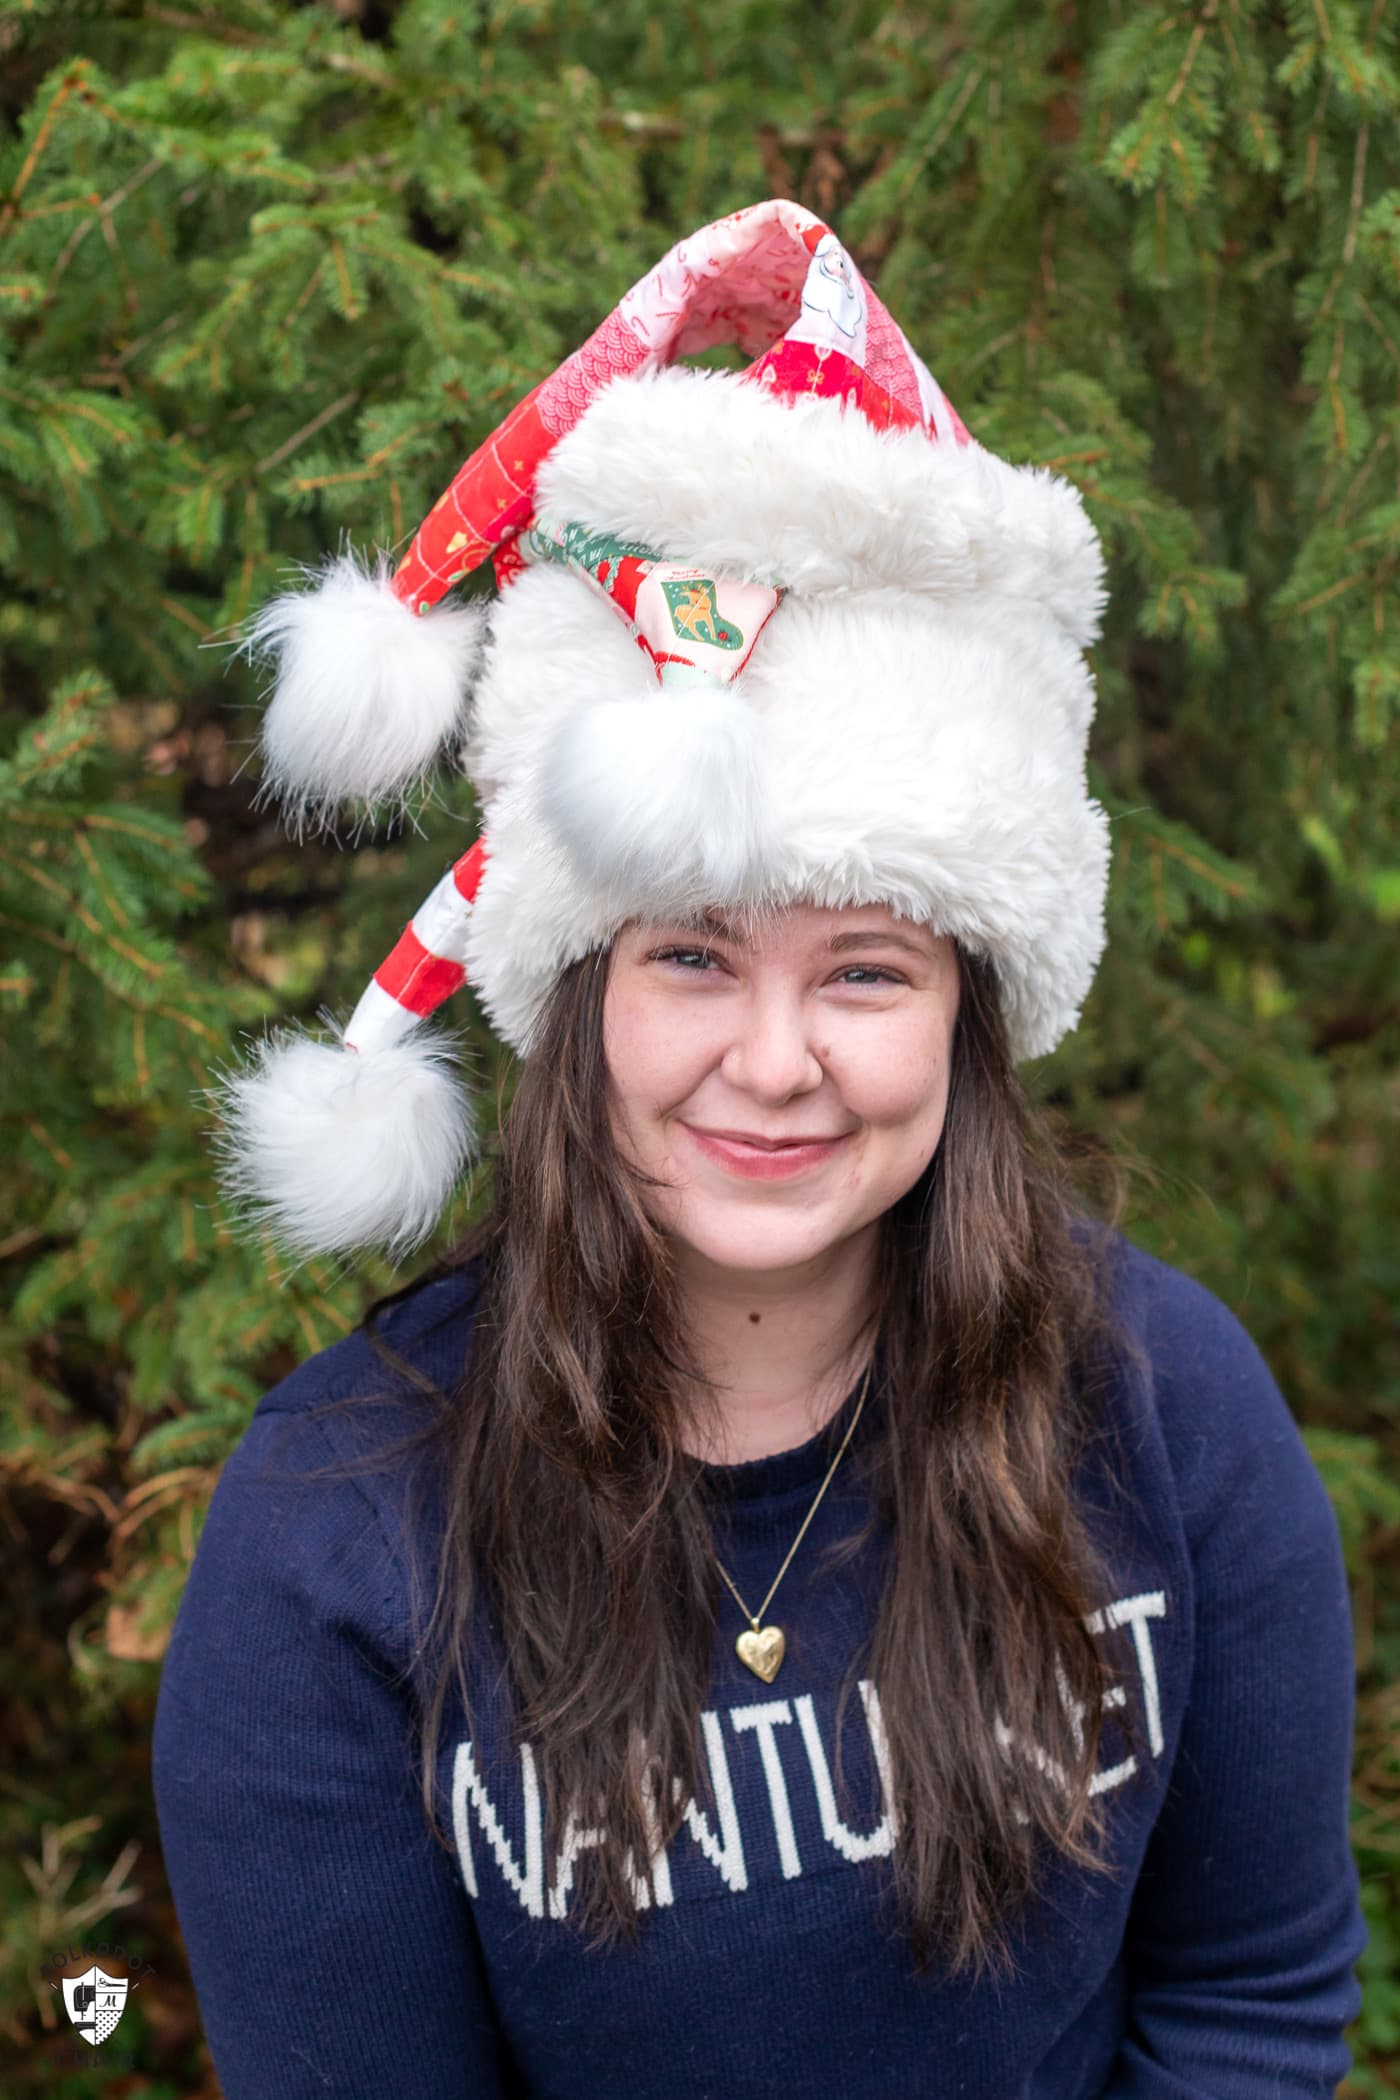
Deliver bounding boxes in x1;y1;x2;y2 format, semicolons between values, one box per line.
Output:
602;900;962;1280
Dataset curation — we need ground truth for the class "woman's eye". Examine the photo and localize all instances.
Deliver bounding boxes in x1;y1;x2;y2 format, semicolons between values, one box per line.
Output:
647;947;903;988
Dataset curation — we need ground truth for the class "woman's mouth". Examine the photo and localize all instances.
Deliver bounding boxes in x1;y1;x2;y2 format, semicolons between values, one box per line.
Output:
679;1124;851;1180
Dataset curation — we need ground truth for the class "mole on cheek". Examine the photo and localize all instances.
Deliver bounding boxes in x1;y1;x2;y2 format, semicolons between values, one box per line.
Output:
748;1312;761;1323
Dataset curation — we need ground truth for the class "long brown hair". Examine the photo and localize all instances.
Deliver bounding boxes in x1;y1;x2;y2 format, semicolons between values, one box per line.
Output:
297;934;1143;1979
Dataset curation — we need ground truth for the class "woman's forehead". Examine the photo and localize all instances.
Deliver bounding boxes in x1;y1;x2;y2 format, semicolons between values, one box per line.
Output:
625;901;945;951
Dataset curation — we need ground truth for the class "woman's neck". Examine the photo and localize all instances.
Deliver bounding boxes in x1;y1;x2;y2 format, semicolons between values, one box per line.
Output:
671;1228;879;1466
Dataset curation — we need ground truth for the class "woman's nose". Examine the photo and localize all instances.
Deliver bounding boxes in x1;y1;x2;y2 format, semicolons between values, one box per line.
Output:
718;989;826;1099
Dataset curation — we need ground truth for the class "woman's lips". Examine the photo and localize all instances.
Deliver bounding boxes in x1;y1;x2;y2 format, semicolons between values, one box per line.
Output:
680;1123;851;1180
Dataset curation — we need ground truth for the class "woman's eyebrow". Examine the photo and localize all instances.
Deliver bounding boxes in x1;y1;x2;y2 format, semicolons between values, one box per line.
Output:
664;910;930;958
827;929;930;957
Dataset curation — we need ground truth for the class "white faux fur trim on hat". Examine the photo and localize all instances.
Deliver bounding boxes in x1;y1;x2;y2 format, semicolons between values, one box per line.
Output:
240;550;488;839
535;366;1107;649
459;570;1109;1064
210;1023;479;1261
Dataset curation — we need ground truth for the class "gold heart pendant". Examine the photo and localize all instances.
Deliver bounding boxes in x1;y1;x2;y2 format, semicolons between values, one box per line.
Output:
736;1624;786;1683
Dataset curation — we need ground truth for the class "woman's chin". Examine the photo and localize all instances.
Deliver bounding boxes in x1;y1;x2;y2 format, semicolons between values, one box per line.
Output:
667;1205;851;1277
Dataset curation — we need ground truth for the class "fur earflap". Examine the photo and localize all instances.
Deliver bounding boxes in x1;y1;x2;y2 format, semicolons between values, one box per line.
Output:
239;550;489;837
210;1023;479;1262
535;685;776;904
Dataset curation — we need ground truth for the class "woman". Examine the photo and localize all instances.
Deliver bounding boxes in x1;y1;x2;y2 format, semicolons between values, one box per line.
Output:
153;201;1365;2098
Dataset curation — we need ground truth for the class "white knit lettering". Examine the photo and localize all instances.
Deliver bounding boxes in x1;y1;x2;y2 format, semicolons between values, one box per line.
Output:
548;1810;606;1920
1088;1591;1167;1757
858;1679;900;1842
451;1742;479;1898
1089;1682;1137;1796
675;1707;749;1893
451;1737;545;1917
628;1762;676;1910
1054;1652;1086;1758
793;1691;894;1863
449;1586;1171;1918
730;1700;803;1879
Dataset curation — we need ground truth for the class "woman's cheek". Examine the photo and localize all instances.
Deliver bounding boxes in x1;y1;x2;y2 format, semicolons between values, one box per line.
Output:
826;1015;954;1127
608;1002;719;1141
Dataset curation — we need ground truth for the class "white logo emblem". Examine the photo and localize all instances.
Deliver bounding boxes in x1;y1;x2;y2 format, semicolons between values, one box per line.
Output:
62;1965;128;2046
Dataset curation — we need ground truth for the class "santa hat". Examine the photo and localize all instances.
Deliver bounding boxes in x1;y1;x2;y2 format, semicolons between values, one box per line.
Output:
217;198;1109;1261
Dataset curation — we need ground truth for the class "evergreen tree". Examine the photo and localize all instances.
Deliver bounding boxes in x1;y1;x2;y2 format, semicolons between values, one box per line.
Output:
1;3;1395;2088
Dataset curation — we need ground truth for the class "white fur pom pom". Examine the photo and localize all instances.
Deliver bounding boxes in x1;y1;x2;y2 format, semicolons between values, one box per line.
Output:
211;1024;479;1262
240;550;489;837
536;687;773;903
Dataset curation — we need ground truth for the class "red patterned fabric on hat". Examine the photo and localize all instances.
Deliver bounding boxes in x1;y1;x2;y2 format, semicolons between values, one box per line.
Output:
392;199;969;620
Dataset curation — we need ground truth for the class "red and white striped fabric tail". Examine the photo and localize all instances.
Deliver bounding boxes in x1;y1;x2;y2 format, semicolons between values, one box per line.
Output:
345;837;491;1053
211;838;491;1264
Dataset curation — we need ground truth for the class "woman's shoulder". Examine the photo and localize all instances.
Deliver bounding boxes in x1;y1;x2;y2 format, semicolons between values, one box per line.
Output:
252;1252;489;1429
156;1266;494;1820
1098;1228;1270;1367
1094;1229;1339;1571
183;1257;490;1612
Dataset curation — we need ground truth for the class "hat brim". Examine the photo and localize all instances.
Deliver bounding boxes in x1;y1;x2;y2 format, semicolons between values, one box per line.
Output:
461;564;1109;1064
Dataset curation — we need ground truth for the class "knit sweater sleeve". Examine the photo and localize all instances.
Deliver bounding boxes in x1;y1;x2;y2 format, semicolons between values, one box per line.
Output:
1098;1260;1366;2100
152;1386;513;2099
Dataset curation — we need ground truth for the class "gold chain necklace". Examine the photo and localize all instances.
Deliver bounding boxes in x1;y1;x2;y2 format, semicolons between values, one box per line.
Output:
711;1357;873;1684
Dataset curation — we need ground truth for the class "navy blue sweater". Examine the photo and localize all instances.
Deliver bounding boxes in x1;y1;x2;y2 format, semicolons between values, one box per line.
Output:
152;1238;1365;2098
